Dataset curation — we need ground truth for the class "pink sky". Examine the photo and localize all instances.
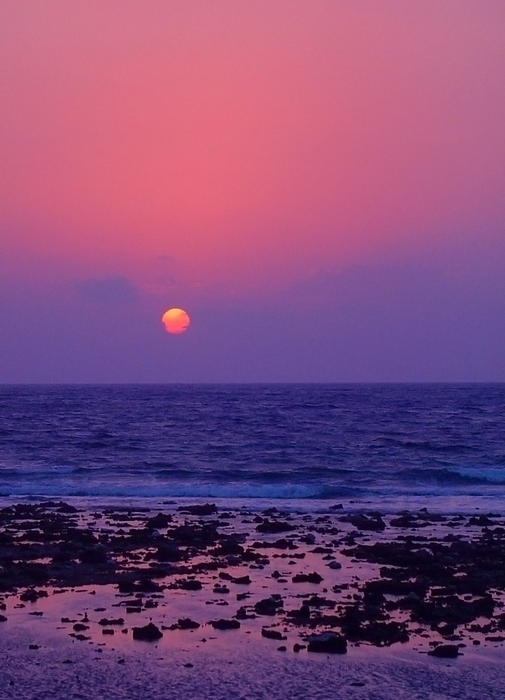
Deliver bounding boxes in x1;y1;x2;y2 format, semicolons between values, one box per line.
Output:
1;1;505;381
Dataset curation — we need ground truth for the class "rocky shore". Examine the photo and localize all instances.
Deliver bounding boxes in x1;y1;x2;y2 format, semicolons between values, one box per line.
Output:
1;500;505;697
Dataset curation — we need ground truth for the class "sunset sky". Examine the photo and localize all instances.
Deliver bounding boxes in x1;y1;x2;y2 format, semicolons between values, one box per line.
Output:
1;1;505;382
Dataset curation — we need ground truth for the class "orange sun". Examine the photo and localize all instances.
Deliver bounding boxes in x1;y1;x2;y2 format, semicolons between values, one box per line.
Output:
161;308;191;335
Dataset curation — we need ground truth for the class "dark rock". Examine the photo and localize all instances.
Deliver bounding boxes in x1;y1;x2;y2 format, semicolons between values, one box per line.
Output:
254;596;284;616
177;578;202;591
211;618;240;630
341;514;386;532
155;541;182;562
307;631;347;654
327;560;342;570
286;604;311;623
78;544;109;565
173;618;200;630
256;520;294;534
169;522;219;546
146;513;172;528
72;623;89;632
98;617;124;626
428;644;461;658
178;504;217;516
132;622;163;641
213;540;245;556
357;621;409;646
261;628;286;641
20;589;48;603
292;572;323;584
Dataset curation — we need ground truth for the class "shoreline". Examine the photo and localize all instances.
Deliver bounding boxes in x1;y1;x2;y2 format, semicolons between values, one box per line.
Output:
2;492;505;516
1;500;505;698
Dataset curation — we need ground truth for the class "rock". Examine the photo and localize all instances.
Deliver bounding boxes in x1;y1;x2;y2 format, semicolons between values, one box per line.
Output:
428;644;461;658
98;617;124;626
178;503;217;516
210;618;240;630
78;544;109;564
292;572;323;584
132;623;163;641
468;515;495;526
20;589;48;603
146;513;172;528
155;541;182;562
261;628;286;641
390;515;425;529
173;618;200;630
256;520;294;534
286;604;311;623
254;596;284;616
355;621;409;646
341;514;386;532
307;631;347;654
214;540;245;556
177;578;202;591
72;623;89;632
300;534;316;544
253;538;296;550
328;560;342;570
218;572;250;584
169;523;219;547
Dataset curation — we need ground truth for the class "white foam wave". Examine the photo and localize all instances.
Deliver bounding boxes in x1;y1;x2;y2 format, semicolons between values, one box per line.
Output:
0;480;333;499
450;466;505;484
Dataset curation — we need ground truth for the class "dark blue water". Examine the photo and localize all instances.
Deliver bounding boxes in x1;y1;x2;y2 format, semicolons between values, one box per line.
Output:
1;384;505;503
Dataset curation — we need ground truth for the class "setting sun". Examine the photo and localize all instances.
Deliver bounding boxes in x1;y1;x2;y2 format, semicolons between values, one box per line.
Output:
161;308;190;335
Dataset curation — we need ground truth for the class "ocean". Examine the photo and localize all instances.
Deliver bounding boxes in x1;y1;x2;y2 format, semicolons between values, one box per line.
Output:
1;384;505;511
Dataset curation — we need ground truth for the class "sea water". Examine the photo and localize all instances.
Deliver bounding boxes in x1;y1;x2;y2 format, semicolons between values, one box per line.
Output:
1;384;505;511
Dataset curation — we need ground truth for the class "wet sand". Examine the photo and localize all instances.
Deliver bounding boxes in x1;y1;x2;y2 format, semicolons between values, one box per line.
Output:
1;500;505;698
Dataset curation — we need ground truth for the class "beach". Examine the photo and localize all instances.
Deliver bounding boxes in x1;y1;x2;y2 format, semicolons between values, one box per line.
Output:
1;499;505;699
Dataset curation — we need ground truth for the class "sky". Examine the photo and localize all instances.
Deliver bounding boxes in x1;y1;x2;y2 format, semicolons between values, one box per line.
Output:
1;0;505;382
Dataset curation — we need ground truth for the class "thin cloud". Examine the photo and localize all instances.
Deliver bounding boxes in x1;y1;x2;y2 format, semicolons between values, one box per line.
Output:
76;276;139;304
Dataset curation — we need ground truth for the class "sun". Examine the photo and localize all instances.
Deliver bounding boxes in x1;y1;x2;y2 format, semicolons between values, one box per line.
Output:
161;308;191;335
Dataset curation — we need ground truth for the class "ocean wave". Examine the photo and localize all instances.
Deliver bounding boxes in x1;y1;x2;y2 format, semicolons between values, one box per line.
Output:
399;466;505;486
0;480;361;499
2;466;505;499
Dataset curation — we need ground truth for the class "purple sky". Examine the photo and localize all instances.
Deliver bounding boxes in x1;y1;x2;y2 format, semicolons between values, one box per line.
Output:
1;1;505;382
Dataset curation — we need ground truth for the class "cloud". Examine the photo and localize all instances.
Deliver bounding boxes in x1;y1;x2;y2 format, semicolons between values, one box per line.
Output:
76;276;139;304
